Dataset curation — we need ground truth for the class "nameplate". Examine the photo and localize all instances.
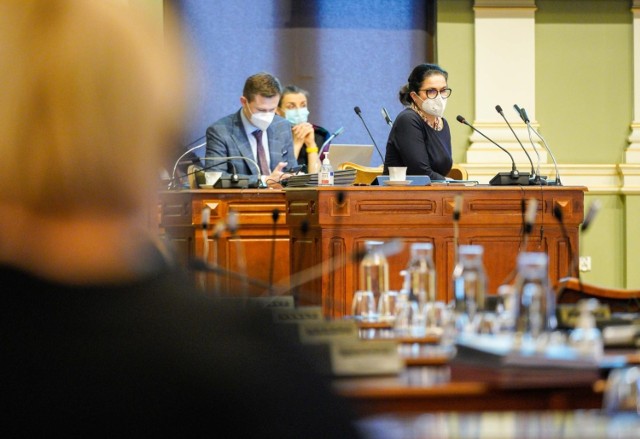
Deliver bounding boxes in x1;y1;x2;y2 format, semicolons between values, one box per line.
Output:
272;307;323;324
298;320;359;345
249;296;295;309
556;304;611;328
330;340;403;376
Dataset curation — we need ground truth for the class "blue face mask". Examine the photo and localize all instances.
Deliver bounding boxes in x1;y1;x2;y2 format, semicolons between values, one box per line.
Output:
284;108;310;125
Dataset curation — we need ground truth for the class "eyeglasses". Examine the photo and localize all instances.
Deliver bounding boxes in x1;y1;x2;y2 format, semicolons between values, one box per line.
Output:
419;88;452;99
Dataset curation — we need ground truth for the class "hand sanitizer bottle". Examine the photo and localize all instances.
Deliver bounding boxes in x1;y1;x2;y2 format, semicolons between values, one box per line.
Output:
318;152;334;186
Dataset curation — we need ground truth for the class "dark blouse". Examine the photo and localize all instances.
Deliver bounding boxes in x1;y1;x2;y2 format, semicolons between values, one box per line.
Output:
383;108;453;180
296;125;329;172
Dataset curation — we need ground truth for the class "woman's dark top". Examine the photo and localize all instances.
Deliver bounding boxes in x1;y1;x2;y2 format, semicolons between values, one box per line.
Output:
383;108;453;180
296;125;329;171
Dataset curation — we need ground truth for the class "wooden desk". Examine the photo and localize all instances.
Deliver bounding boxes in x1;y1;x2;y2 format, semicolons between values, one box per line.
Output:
355;410;640;438
286;186;586;317
158;189;289;296
334;361;603;415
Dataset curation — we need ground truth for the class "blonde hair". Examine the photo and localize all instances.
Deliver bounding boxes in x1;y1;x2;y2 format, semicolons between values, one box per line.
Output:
0;0;187;215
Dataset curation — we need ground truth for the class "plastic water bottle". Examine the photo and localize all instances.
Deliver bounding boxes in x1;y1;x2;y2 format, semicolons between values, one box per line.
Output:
318;152;334;186
406;242;436;310
359;240;389;302
512;252;556;340
452;245;487;332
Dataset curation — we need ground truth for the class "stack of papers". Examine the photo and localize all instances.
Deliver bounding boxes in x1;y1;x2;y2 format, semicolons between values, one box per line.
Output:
286;169;357;187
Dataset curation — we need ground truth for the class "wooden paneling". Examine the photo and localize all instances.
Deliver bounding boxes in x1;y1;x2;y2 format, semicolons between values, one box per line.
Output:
158;190;290;297
286;186;586;318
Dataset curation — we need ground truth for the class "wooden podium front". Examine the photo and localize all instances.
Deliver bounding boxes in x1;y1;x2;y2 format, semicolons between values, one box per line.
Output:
285;186;586;318
158;189;290;296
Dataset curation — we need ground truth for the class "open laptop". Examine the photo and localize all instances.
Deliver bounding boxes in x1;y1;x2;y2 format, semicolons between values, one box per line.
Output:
325;144;374;167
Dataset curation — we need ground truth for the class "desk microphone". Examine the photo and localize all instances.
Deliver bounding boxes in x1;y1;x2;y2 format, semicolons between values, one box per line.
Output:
552;204;576;279
354;106;385;163
515;105;563;186
268;208;280;296
456;115;530;185
453;194;463;265
381;107;394;127
581;199;602;233
496;105;536;181
200;156;265;188
319;126;345;156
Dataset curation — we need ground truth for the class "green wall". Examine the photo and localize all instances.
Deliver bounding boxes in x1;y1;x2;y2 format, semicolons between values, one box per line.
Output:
438;0;475;165
437;0;635;289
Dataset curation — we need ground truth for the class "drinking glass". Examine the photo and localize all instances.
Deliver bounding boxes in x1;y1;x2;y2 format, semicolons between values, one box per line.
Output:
377;290;398;322
603;366;640;415
351;290;376;321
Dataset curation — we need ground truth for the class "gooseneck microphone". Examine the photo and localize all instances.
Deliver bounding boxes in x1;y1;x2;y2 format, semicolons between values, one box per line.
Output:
496;105;536;181
354;106;385;163
514;105;563;186
319;126;345;156
381;107;393;127
581;199;602;233
456;115;530;185
169;141;206;189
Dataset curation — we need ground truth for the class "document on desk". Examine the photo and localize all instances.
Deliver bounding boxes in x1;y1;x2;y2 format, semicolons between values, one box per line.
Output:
454;333;628;369
431;180;479;187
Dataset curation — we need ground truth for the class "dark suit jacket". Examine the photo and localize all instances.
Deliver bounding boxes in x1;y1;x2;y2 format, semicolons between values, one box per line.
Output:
205;110;297;186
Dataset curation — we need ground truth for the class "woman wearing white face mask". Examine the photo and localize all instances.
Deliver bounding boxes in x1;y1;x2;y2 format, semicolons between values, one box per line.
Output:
276;85;329;174
383;63;453;181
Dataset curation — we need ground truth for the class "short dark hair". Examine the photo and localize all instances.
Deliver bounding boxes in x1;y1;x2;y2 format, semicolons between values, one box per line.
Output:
279;85;309;107
243;72;282;102
399;63;448;106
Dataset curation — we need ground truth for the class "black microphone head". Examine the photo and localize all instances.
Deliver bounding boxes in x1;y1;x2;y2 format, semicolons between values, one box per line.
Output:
456;115;466;124
271;208;280;223
495;105;503;114
354;106;362;115
520;107;530;123
336;190;345;205
553;205;564;222
300;219;310;236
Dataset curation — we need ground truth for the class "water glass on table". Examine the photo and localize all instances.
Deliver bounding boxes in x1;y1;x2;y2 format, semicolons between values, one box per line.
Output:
351;290;376;321
377;290;398;322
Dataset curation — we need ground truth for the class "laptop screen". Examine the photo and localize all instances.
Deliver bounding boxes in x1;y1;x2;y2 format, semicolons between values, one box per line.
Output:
326;144;374;167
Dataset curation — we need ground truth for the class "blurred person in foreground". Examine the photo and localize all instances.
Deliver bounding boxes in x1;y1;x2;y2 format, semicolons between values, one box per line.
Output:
0;1;362;437
276;85;330;174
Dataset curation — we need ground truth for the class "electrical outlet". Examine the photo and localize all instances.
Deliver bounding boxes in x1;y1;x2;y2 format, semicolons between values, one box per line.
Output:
579;256;592;272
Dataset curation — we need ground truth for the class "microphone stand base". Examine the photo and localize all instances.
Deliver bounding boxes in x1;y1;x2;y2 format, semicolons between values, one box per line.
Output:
489;172;531;186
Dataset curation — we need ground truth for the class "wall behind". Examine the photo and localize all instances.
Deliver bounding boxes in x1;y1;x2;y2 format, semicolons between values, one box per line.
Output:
176;0;435;167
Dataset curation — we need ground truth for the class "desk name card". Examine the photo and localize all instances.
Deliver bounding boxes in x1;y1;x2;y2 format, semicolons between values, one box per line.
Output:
272;307;323;324
249;296;295;309
330;340;402;376
298;320;359;344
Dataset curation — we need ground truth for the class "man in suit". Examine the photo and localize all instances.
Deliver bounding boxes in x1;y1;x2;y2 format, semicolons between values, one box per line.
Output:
205;72;298;188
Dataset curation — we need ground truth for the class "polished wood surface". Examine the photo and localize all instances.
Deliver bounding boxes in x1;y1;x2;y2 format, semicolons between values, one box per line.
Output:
158;189;290;296
286;186;586;317
356;410;640;438
334;362;604;414
557;276;640;313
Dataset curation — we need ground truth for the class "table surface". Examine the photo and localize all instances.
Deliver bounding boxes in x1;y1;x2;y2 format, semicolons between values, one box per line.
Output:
356;410;640;439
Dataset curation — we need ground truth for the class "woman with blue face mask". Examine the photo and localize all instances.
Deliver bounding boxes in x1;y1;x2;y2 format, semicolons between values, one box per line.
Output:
277;85;329;173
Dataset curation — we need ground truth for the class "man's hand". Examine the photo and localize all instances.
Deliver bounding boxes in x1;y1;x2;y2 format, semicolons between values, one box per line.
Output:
265;161;293;189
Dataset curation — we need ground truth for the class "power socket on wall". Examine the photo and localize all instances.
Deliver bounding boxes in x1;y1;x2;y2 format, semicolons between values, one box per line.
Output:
579;256;592;272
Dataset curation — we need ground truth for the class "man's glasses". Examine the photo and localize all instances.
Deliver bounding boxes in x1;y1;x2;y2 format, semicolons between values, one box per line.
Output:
419;88;452;99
